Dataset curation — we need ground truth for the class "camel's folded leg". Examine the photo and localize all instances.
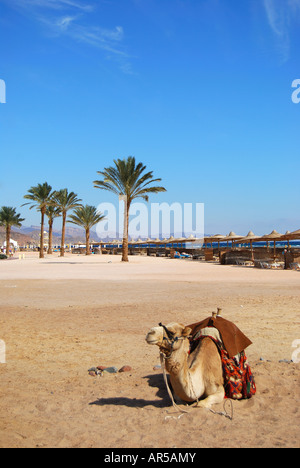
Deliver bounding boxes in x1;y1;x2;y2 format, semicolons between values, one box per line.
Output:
195;387;225;408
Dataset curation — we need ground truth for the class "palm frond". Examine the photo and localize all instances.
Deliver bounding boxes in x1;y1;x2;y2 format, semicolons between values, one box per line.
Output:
52;189;82;212
0;206;25;228
22;182;54;212
68;204;105;229
94;156;166;205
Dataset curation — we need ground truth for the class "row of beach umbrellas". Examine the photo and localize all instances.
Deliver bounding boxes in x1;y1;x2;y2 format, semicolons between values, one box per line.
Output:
205;229;300;248
94;228;300;246
96;235;201;245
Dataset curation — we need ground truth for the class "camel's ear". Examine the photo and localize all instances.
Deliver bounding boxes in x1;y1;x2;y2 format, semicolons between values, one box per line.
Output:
182;327;192;337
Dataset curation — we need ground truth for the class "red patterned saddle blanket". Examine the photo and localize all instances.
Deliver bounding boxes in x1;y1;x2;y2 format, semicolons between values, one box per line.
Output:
189;335;256;400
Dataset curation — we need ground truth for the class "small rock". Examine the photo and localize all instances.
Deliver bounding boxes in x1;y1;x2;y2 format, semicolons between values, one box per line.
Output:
97;365;108;371
153;365;161;370
119;365;132;373
102;366;118;374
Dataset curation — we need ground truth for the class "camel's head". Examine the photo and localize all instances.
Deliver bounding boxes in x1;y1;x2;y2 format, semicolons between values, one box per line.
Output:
145;322;192;352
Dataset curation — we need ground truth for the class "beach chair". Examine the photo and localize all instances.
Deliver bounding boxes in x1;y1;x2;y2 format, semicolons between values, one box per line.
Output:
259;261;271;269
270;262;284;269
291;262;300;271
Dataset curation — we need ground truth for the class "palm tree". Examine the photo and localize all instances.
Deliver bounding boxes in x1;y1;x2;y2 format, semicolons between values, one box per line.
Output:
52;189;82;257
94;156;166;262
46;206;61;254
0;207;25;256
23;182;54;258
69;205;105;255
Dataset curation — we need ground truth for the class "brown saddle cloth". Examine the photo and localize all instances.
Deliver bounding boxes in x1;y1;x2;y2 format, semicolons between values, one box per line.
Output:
187;316;252;358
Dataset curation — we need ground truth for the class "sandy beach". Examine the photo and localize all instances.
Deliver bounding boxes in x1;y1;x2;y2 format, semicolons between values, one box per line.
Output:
0;253;299;448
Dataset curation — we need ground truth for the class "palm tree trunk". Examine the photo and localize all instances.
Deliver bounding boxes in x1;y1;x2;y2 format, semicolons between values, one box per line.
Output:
40;210;45;259
60;212;66;257
48;219;53;254
5;225;11;257
122;201;129;262
86;228;90;255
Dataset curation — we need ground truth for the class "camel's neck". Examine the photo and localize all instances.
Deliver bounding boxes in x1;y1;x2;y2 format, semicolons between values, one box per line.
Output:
163;340;204;403
164;341;189;376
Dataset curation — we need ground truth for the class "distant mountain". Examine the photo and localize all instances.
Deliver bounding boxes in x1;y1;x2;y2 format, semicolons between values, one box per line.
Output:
9;224;98;245
3;224;208;246
0;226;36;246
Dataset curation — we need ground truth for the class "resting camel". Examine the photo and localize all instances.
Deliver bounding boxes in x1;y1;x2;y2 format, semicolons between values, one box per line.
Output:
145;322;224;408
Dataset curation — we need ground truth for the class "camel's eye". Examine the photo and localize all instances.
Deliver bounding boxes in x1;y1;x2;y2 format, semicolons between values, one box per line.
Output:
159;323;175;341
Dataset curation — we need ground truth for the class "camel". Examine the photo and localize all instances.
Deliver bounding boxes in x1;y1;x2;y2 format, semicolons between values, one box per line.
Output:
145;322;225;408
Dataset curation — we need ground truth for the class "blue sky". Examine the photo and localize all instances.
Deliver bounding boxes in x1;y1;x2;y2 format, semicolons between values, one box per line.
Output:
0;0;299;236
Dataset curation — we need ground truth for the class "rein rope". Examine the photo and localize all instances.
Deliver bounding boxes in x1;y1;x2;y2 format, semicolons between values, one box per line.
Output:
158;324;233;421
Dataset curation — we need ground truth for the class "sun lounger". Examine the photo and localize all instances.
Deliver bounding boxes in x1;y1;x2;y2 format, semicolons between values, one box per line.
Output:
256;260;283;269
270;262;284;269
235;258;253;266
291;262;300;270
259;261;271;269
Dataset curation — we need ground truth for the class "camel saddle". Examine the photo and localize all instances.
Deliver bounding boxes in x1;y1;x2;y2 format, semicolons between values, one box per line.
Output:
187;316;252;358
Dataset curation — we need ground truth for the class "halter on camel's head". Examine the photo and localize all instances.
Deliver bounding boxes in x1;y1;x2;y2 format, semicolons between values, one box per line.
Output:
156;322;191;354
159;323;176;342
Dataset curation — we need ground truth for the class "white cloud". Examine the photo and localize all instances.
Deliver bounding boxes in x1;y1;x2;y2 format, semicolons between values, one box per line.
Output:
3;0;133;72
6;0;94;11
56;15;76;30
263;0;300;61
64;24;127;56
263;0;287;36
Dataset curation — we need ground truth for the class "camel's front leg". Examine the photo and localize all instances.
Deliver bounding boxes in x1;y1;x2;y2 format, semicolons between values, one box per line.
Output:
195;387;225;408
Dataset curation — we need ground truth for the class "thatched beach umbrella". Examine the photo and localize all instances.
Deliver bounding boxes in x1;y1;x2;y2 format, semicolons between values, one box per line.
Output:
283;229;300;240
204;234;225;249
239;231;261;245
239;231;261;259
209;234;225;241
279;229;300;247
222;231;243;241
133;238;145;245
261;230;283;259
183;234;203;250
175;236;188;246
142;237;155;247
166;236;177;244
185;234;202;242
102;239;114;247
222;231;243;248
130;238;147;250
110;239;121;248
261;230;283;242
280;231;291;248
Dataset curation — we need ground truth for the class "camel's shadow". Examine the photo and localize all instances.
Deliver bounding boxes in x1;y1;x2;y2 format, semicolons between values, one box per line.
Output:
89;373;172;409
